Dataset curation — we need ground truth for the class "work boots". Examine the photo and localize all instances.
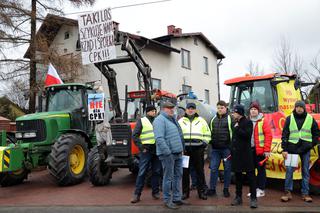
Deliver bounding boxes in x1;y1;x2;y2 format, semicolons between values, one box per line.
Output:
281;191;292;202
250;198;258;208
130;194;140;203
302;194;313;202
231;196;243;206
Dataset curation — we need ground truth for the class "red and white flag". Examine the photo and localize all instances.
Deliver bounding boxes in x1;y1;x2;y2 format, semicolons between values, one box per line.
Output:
45;63;63;86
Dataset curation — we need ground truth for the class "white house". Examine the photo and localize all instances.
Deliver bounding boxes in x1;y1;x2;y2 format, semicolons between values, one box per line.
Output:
25;14;225;110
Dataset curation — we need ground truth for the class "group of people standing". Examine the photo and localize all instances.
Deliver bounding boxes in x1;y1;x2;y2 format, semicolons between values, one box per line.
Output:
130;99;318;209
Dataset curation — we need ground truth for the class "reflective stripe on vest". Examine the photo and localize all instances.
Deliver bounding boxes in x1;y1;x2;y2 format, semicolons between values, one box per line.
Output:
288;114;313;144
257;118;265;147
210;115;232;140
179;117;211;142
140;117;155;144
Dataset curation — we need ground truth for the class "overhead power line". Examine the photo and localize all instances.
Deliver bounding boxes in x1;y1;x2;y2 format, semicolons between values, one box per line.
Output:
65;0;172;15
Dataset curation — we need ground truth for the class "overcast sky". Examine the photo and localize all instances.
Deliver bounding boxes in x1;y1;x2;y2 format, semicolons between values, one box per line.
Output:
65;0;320;100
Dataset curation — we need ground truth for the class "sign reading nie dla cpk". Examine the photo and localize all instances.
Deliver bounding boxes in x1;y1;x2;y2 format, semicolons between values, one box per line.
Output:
88;93;105;121
78;8;116;65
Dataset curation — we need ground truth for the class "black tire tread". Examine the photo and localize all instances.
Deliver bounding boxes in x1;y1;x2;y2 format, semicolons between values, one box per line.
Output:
88;145;112;186
48;133;88;186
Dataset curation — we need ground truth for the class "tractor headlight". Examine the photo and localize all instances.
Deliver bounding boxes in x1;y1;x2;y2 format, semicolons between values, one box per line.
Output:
23;132;37;138
123;140;128;145
112;139;116;146
15;132;23;139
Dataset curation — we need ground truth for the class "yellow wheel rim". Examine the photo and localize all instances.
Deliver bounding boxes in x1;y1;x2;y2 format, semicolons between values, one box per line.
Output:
69;144;85;175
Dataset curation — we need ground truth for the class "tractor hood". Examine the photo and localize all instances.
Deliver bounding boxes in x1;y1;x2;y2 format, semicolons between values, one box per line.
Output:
16;111;70;121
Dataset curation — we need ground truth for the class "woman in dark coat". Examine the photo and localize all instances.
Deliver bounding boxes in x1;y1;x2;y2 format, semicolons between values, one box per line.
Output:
230;104;257;208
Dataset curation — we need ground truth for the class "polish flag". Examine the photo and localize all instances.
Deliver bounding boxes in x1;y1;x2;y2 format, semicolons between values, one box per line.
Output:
45;63;63;86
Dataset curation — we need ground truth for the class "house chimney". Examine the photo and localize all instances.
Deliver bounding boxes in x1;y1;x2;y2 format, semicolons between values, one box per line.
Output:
175;28;182;36
167;25;175;35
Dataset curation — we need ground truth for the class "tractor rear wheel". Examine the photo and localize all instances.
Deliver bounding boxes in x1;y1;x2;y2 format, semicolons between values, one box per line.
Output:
0;168;28;187
48;133;88;186
88;145;113;186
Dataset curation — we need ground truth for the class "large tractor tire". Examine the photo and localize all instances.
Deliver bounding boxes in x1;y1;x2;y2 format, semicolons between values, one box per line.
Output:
310;159;320;195
48;133;88;186
0;168;29;187
88;145;113;186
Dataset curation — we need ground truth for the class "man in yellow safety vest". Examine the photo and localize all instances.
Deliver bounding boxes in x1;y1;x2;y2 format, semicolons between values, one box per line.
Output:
281;100;319;203
131;105;161;203
179;102;211;200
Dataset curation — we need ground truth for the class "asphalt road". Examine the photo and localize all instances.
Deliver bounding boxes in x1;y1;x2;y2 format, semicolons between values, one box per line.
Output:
0;167;319;212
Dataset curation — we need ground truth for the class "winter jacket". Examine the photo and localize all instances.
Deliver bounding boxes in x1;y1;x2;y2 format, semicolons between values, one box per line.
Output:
210;113;234;149
132;115;156;154
153;111;184;156
281;111;319;154
179;113;211;147
231;116;254;172
251;113;273;155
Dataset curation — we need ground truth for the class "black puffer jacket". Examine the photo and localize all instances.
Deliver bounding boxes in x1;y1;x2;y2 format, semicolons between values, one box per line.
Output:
210;113;234;149
281;111;319;154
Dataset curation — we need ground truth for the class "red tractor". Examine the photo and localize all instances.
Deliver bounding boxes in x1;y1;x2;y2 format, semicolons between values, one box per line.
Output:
225;73;320;194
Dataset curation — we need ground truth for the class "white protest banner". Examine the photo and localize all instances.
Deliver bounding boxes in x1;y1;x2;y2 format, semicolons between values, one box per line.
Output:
88;93;105;121
78;8;116;65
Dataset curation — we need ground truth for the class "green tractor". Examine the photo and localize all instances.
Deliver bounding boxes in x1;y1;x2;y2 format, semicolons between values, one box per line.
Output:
0;83;97;186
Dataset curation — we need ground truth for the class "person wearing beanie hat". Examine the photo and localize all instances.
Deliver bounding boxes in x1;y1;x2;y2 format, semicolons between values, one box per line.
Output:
281;100;319;203
131;105;161;203
248;101;272;198
231;104;257;208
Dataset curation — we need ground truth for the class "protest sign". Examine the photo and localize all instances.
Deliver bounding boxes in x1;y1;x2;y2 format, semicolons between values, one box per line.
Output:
78;8;116;64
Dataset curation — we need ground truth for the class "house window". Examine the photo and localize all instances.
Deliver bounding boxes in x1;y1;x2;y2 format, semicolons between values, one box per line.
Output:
203;56;209;75
205;89;210;104
152;78;161;90
64;31;70;40
181;49;191;69
182;84;192;94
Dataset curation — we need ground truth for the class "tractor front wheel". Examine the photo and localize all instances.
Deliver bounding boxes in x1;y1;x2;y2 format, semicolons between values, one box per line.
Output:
48;133;88;186
88;145;113;186
0;168;29;187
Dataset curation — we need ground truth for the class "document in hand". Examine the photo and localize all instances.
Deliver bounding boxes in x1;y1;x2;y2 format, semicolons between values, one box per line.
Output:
182;155;190;168
284;154;299;168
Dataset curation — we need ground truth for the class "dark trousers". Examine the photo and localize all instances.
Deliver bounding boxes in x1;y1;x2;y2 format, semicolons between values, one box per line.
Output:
182;146;206;196
134;151;161;196
255;154;267;190
235;171;257;199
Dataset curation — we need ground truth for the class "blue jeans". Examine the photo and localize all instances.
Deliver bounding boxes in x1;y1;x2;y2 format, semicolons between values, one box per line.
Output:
285;151;310;195
159;153;183;203
209;148;231;190
134;151;161;196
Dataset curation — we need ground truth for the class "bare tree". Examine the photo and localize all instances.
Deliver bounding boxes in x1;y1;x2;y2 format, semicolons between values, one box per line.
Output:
247;60;264;76
310;51;320;76
0;0;95;113
273;37;293;74
273;37;310;81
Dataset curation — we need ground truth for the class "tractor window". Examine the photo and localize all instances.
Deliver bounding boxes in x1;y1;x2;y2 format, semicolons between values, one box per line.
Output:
229;80;275;113
47;88;83;112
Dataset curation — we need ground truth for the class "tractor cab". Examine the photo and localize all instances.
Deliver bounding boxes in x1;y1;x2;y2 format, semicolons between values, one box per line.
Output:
44;83;95;133
126;89;177;122
226;73;301;117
